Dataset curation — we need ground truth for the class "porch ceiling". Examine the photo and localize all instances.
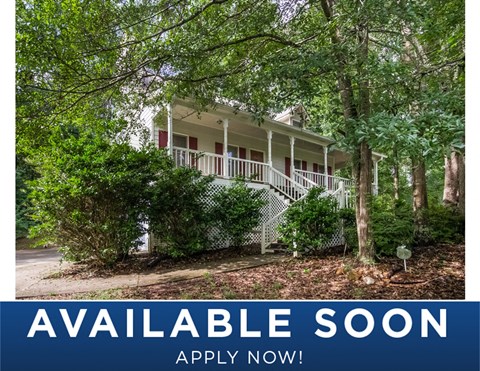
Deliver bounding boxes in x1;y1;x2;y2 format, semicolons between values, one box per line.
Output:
174;109;328;152
168;99;359;168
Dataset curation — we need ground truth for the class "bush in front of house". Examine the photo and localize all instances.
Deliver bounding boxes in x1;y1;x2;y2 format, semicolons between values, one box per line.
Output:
148;166;215;257
371;195;414;256
28;129;170;267
338;207;357;250
211;178;267;247
279;187;339;253
342;195;415;257
413;204;465;246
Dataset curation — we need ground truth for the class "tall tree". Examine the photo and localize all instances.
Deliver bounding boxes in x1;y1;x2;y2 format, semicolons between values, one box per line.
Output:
17;0;464;261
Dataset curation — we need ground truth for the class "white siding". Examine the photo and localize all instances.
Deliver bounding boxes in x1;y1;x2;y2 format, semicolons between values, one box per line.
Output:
130;106;156;149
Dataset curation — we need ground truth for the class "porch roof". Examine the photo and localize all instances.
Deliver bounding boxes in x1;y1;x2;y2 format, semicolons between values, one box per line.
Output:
170;98;386;164
174;98;335;148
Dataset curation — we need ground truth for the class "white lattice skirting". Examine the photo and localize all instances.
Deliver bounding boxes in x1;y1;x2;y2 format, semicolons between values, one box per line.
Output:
150;179;345;252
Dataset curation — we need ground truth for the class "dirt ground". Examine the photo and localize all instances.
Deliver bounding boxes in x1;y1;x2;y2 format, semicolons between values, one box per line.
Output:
27;243;464;300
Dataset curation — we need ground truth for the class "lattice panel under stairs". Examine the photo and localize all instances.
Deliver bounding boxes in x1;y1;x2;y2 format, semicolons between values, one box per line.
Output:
150;180;288;251
206;182;288;249
149;179;345;252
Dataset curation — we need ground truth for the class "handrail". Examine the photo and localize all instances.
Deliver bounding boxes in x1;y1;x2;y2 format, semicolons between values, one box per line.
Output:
269;167;307;201
295;169;354;190
261;193;307;253
293;170;318;189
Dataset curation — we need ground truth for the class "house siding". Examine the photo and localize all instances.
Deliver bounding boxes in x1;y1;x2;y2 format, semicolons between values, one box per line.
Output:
153;116;336;174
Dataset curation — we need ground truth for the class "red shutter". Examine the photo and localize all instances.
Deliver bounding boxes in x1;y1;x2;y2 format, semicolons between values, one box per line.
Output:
215;142;223;176
215;142;223;155
159;130;168;148
302;160;307;171
328;166;333;190
285;157;291;177
189;137;198;150
239;147;247;159
188;137;198;168
313;163;319;173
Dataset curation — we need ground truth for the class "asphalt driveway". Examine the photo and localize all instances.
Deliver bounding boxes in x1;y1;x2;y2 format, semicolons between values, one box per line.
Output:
16;247;68;298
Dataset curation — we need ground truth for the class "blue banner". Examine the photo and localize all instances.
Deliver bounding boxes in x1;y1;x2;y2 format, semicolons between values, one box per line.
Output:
1;301;479;371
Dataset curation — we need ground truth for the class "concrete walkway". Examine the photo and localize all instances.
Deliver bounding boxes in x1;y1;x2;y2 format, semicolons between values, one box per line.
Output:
16;248;285;298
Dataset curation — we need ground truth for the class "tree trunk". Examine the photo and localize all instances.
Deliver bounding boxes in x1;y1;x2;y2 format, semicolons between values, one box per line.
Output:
412;157;428;212
392;147;400;200
320;0;374;262
355;141;374;262
393;163;400;201
442;151;459;207
457;152;465;217
412;157;428;230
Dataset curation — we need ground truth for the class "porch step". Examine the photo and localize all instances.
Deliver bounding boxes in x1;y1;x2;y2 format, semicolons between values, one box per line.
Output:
269;186;291;205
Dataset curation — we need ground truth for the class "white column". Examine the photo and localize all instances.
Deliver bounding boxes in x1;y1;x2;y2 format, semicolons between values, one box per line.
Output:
149;108;155;145
323;145;329;188
289;136;295;179
338;181;345;208
166;103;173;156
374;160;379;195
267;130;273;166
223;119;229;178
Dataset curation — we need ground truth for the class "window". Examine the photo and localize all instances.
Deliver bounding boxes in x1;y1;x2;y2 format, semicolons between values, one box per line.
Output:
294;159;302;170
292;119;303;128
227;145;238;158
173;134;188;148
172;134;188;166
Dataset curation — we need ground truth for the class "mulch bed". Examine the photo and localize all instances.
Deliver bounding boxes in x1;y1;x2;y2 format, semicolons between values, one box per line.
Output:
39;243;464;300
46;244;263;280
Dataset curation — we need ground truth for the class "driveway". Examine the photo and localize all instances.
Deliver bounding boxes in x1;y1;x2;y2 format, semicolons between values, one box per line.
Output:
15;246;286;299
16;247;68;298
16;247;63;267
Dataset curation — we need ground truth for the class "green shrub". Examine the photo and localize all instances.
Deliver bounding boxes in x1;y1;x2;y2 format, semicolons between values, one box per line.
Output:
148;167;215;257
278;187;339;253
414;204;464;246
371;195;414;256
338;207;357;250
211;178;267;247
29;131;169;266
16;155;37;238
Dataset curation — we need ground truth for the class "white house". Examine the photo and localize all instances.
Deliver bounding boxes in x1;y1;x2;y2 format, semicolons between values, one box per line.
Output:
140;97;385;252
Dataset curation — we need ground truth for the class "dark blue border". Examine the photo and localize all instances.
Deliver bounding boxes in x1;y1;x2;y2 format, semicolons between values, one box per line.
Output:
1;301;479;371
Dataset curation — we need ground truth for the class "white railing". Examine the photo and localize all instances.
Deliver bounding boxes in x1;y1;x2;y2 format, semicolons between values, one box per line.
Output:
293;171;317;190
269;167;307;201
261;193;307;253
228;157;270;182
173;148;355;194
171;147;358;252
294;169;354;191
172;147;224;177
173;147;271;182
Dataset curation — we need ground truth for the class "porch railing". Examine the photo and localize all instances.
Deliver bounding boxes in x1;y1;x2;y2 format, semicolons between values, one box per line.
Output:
172;147;223;176
228;157;270;183
172;146;360;205
269;167;307;201
294;169;354;191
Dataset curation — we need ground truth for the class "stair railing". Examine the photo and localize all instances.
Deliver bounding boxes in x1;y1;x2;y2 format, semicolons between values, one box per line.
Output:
269;167;307;201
